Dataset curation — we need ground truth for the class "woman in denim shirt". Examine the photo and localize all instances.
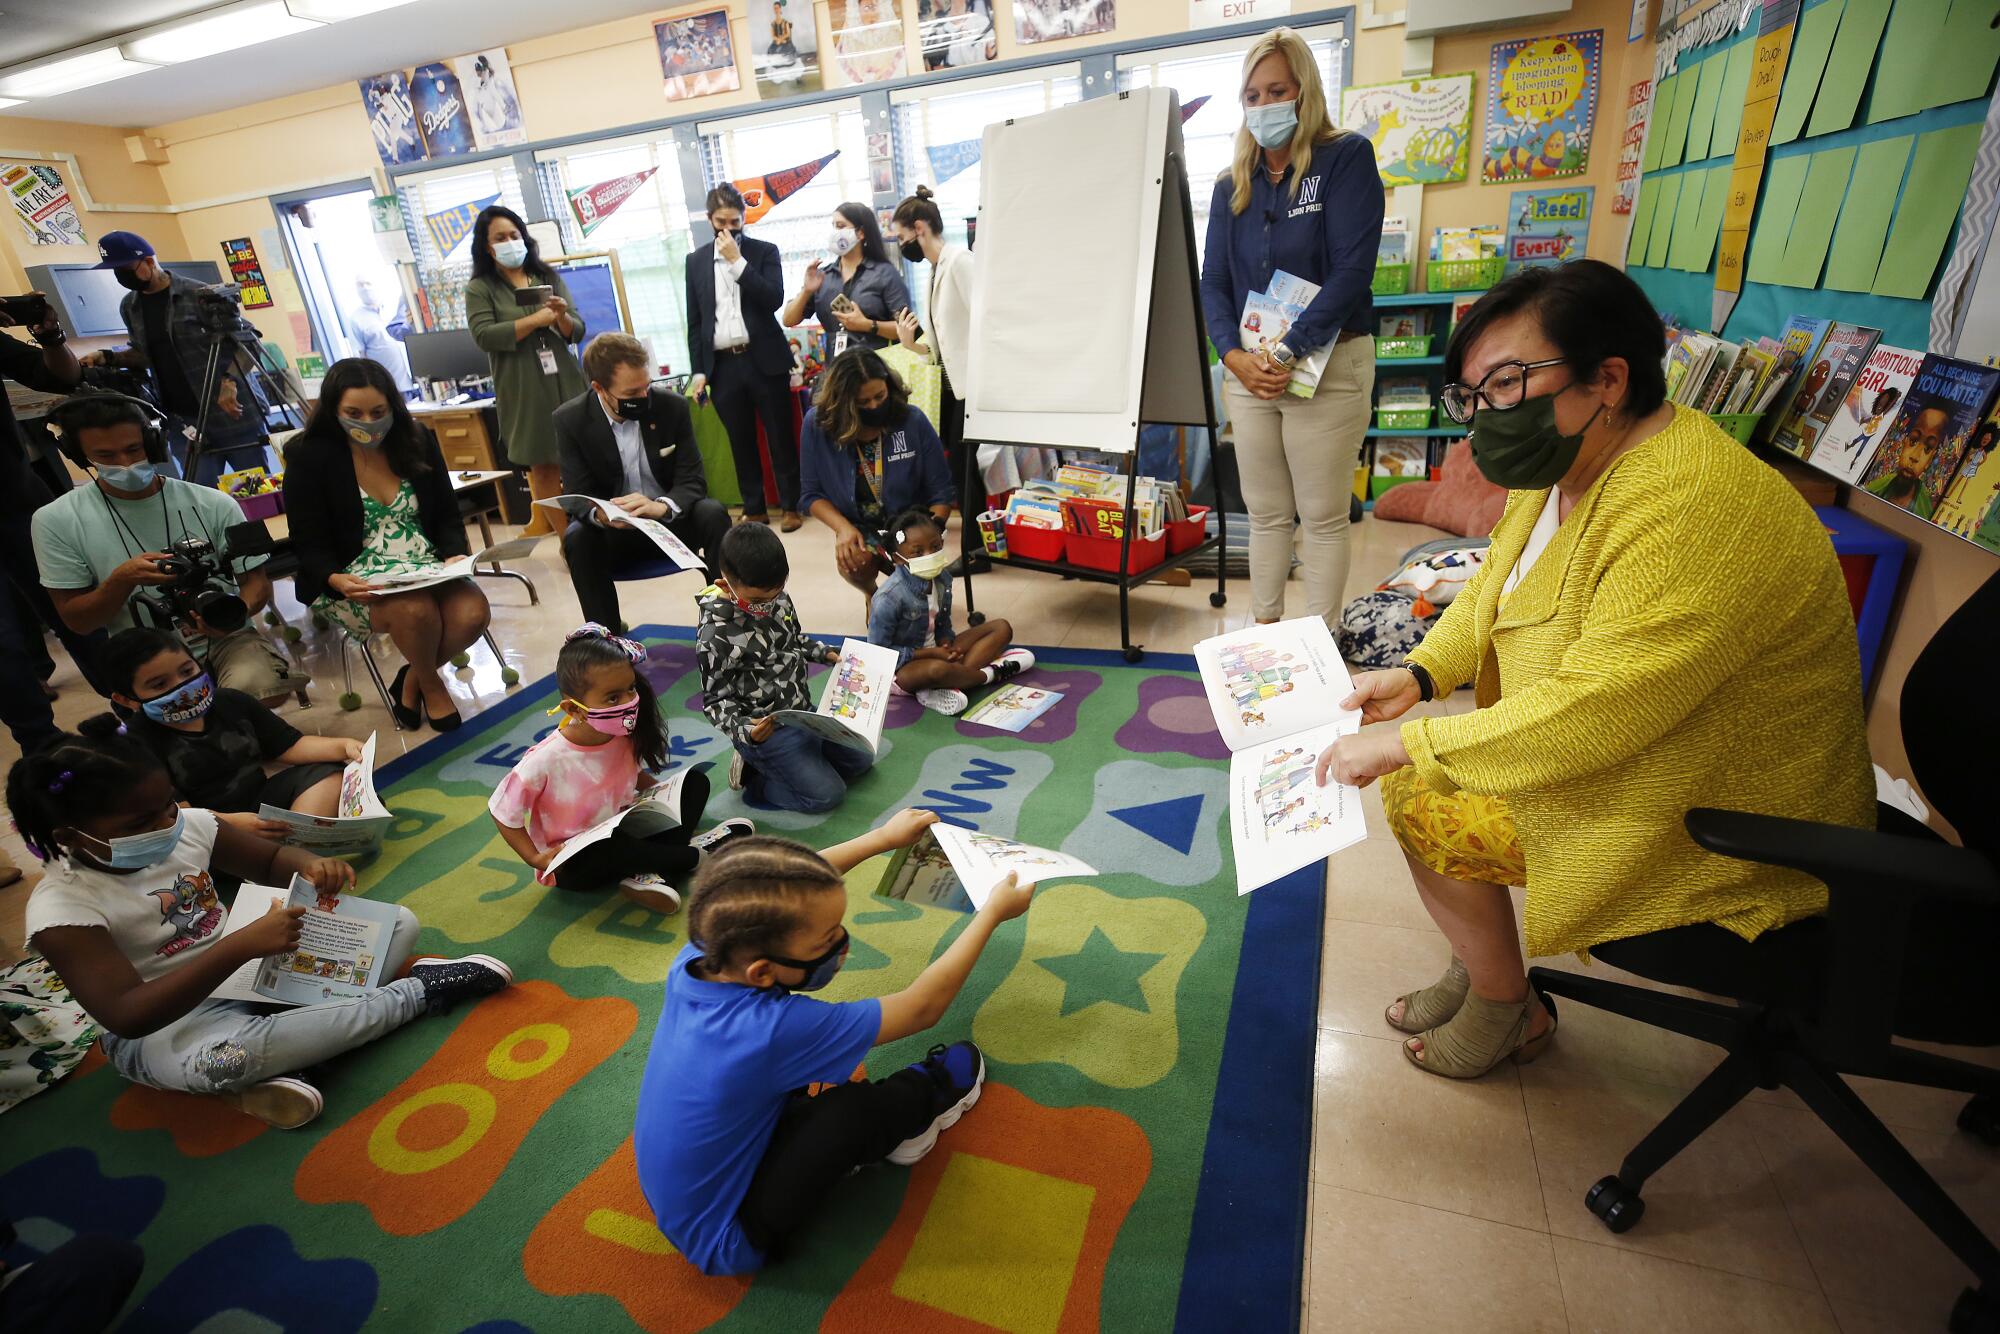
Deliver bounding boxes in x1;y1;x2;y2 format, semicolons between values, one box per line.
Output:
783;204;912;364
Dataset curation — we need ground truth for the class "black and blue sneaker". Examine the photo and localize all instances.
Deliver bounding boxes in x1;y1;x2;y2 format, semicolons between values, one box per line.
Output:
887;1040;986;1166
409;955;512;1013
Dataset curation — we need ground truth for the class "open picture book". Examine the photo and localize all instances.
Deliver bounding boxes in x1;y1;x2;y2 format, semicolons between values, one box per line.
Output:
211;875;404;1006
1194;617;1368;893
543;768;697;879
534;494;704;572
772;638;899;757
257;733;392;858
876;822;1098;912
357;534;550;596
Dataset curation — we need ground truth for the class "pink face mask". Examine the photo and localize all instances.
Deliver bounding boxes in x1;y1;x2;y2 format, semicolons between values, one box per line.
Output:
564;697;640;736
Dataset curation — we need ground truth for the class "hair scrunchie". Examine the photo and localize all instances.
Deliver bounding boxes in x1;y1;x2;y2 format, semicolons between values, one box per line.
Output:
566;622;647;665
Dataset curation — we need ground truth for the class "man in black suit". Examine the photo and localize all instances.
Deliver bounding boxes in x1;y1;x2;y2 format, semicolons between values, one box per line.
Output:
556;333;731;629
685;184;802;531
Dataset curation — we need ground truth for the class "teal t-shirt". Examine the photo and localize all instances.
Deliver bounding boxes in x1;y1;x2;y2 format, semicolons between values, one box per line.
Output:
31;478;269;634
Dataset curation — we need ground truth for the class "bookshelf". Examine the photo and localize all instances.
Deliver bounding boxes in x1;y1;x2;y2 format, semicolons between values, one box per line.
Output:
1367;288;1487;502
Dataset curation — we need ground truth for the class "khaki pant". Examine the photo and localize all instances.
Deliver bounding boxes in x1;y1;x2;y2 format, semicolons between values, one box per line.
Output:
1225;335;1375;624
204;627;309;701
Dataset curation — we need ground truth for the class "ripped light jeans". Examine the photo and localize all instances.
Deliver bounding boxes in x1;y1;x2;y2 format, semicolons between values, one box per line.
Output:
99;907;424;1095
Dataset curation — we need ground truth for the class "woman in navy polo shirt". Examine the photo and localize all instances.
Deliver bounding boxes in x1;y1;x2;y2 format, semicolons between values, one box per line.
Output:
797;348;954;597
1200;27;1382;628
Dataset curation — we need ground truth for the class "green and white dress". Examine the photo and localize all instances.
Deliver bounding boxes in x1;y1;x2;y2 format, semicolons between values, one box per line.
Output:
314;482;440;640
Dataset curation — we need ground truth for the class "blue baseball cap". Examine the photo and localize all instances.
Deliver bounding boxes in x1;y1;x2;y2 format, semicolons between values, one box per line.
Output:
93;231;154;269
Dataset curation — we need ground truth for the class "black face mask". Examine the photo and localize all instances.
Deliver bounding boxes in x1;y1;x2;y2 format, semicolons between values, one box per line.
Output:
857;402;901;429
114;266;149;292
613;394;651;421
899;237;925;262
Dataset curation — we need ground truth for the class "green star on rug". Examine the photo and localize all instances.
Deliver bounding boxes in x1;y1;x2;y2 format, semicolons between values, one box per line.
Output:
1034;926;1166;1018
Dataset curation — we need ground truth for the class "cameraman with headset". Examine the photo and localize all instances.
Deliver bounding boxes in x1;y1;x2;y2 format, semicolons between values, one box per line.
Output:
77;231;272;485
33;394;306;705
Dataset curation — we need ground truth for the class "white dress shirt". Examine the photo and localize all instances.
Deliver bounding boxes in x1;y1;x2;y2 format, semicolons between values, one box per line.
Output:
713;251;750;351
599;394;669;509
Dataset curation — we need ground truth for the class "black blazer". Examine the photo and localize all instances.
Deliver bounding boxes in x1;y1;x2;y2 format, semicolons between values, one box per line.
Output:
684;234;793;379
281;425;468;605
554;385;709;515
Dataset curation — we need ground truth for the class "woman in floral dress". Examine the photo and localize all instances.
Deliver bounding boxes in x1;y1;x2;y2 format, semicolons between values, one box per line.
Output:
283;359;489;731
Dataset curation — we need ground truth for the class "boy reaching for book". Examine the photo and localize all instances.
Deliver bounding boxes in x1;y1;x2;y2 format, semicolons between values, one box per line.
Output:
491;624;753;914
868;510;1033;716
14;728;510;1130
633;807;1036;1276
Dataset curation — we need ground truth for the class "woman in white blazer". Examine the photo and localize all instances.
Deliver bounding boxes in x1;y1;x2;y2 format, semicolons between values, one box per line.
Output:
891;186;984;559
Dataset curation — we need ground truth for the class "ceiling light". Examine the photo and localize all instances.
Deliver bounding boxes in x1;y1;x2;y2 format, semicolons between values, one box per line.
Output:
122;2;323;65
284;0;421;18
0;48;158;100
0;98;23;110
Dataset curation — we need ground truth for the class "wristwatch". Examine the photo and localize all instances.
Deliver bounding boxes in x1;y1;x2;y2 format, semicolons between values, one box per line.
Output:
1268;342;1297;369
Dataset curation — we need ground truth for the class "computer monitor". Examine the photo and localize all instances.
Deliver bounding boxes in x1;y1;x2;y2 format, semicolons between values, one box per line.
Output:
404;328;488;382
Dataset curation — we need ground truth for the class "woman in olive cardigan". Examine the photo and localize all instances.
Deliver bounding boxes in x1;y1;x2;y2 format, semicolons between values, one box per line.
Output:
464;203;587;536
1317;262;1873;1080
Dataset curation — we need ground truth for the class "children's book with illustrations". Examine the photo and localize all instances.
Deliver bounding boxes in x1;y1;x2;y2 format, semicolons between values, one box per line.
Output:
211;875;403;1006
1775;323;1881;457
772;638;899;756
1378;308;1431;340
1194;618;1368;893
1857;356;2000;519
257;733;392;858
1933;403;2000;538
876;822;1098;912
960;683;1064;733
1760;316;1834;452
1806;343;1925;483
1237;292;1300;359
541;768;697;880
363;556;478;595
534;494;703;571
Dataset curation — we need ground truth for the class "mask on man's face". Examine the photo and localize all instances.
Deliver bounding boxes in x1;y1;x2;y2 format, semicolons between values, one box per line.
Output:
613;392;652;422
114;265;149;292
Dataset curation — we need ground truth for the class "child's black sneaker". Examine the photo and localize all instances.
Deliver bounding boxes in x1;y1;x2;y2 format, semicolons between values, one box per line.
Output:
988;648;1036;684
410;955;512;1013
887;1040;986;1166
692;816;756;854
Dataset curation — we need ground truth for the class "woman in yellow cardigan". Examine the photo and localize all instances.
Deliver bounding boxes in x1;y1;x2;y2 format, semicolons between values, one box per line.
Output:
1318;261;1873;1080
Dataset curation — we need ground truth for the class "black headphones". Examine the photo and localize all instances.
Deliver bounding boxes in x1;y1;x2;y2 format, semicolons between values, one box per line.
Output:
44;392;171;471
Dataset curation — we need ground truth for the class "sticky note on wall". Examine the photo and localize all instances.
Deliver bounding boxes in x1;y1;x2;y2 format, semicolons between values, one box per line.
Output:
1823;133;1912;291
1872;121;1985;298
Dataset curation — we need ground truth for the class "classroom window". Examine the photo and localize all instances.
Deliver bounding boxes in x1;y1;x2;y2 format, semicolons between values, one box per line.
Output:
396;161;528;329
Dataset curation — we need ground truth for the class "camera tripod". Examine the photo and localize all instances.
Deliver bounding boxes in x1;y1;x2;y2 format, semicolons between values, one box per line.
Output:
187;321;312;485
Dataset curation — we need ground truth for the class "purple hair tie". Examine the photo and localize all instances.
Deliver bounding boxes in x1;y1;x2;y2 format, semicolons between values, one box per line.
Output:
566;621;648;665
47;770;73;794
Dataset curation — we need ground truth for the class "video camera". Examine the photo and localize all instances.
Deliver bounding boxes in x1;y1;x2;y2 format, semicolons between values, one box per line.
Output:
193;282;246;337
133;534;250;636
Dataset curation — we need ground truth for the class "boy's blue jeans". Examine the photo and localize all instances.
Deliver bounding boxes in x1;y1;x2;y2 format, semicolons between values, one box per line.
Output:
736;728;875;814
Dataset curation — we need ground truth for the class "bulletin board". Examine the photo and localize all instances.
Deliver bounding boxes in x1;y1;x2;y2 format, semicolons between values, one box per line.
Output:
1624;0;2000;355
547;250;631;345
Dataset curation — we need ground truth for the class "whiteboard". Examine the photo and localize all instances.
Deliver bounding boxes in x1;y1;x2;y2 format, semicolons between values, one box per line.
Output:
964;87;1208;452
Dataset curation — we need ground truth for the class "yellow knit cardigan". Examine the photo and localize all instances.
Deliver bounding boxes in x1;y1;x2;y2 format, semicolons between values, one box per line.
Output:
1401;407;1875;959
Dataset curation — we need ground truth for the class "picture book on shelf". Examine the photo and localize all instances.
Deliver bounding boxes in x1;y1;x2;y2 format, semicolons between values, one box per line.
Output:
1430;224;1503;261
1761;317;1834;453
211;875;404;1006
1775;324;1880;458
1858;356;2000;519
1372;437;1428;478
257;734;391;858
1378;309;1431;339
875;823;1098;913
1193;618;1367;892
771;638;900;757
1932;404;2000;539
1805;344;1925;484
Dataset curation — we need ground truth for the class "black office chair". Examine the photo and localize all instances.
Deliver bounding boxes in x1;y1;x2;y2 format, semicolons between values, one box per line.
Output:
1529;568;2000;1334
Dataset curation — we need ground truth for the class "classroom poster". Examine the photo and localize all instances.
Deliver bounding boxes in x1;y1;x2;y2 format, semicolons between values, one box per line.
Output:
456;49;527;148
220;237;273;309
1339;76;1474;186
568;169;659;238
360;70;426;167
1;163;84;248
1484;29;1603;184
1013;0;1113;45
1504;186;1593;273
1614;78;1651;213
919;0;996;70
832;0;908;84
655;11;740;101
749;0;822;97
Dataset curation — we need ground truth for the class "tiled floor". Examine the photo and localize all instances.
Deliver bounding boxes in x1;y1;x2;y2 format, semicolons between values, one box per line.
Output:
3;507;1995;1331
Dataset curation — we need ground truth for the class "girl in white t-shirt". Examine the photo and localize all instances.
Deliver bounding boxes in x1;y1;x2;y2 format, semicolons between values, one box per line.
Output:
13;728;513;1130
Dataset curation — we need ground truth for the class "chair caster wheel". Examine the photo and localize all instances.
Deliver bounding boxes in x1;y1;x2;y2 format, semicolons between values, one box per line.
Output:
312;614;330;631
501;667;521;686
1952;1285;2000;1334
451;652;471;669
337;691;363;712
282;626;302;644
264;611;282;628
1585;1175;1645;1234
1209;592;1226;607
1122;646;1144;664
1958;1094;2000;1147
967;612;986;626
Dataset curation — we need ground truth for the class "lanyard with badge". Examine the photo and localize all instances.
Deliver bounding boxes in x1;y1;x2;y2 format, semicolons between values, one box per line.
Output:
851;433;888;540
537;333;558;377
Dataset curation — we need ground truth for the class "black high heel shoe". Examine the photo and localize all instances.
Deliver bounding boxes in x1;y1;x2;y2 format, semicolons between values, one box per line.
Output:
388;665;423;731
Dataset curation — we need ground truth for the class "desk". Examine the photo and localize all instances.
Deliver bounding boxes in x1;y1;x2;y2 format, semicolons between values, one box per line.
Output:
410;401;529;523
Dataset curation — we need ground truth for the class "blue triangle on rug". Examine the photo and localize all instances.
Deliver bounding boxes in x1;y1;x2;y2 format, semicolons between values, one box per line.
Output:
1108;793;1205;856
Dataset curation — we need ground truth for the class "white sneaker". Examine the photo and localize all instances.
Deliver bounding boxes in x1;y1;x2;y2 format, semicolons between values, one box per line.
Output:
618;873;682;914
916;687;969;716
989;648;1036;683
728;751;746;790
691;817;756;853
234;1076;323;1129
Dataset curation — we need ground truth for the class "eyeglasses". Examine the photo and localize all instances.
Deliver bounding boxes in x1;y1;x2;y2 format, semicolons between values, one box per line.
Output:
1440;358;1570;424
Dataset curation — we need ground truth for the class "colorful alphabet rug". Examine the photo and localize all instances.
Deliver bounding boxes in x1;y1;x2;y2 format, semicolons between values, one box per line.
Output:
0;630;1323;1332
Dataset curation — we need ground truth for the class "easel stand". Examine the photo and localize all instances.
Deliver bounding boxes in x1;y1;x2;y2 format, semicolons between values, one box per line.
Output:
955;88;1229;663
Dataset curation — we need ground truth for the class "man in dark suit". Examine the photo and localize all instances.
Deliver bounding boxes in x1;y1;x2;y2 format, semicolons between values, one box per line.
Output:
556;333;731;629
685;184;802;531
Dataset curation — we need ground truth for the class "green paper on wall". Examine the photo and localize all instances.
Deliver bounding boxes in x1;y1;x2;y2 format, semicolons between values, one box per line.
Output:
1660;66;1702;169
1805;0;1893;138
1774;145;1857;287
1642;74;1677;173
1868;0;1947;123
1646;173;1684;268
1666;169;1711;270
1684;53;1729;163
1772;0;1845;146
1627;177;1664;264
1683;164;1735;272
1927;0;2000;110
1824;134;1912;290
1711;39;1758;159
1746;154;1812;284
1872;121;1985;297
